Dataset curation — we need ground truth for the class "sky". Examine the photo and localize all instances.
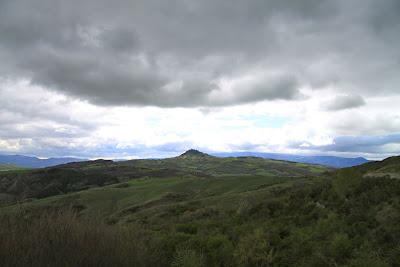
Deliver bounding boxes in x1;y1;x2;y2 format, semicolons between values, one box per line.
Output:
0;0;400;160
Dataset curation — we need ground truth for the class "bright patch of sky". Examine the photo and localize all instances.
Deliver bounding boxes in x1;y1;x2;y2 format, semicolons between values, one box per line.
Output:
241;115;291;128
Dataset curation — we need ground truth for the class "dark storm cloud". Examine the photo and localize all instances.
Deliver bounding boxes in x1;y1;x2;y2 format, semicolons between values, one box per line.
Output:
0;0;400;107
324;94;366;111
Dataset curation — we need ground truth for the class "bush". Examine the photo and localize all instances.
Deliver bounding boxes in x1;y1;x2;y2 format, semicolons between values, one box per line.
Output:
234;229;274;267
172;247;205;267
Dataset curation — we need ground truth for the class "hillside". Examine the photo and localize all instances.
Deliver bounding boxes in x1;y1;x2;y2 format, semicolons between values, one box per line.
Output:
0;151;370;169
2;153;400;266
0;164;22;171
213;152;370;168
353;156;400;179
0;150;327;206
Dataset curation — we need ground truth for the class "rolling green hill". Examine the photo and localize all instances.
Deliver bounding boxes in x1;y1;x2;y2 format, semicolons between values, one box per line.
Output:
0;150;327;206
0;164;22;171
357;156;400;179
3;153;400;266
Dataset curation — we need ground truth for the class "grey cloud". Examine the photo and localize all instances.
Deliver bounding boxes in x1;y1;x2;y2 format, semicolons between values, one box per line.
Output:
0;139;190;159
207;74;303;106
292;134;400;155
324;94;366;111
97;27;140;53
0;85;98;131
0;83;99;148
330;113;400;136
0;0;400;107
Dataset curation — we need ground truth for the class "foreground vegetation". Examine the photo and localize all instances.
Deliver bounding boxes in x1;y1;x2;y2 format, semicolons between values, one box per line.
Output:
1;153;400;266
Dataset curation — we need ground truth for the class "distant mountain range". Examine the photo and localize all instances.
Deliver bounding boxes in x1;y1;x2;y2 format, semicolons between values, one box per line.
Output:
212;152;369;168
0;155;86;168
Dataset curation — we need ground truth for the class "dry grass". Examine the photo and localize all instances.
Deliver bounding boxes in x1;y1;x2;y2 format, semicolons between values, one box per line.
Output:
0;209;162;267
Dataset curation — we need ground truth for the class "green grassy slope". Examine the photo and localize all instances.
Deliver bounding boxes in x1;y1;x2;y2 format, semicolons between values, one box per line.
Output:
0;164;22;171
122;156;327;177
123;149;328;177
0;150;328;206
6;174;312;220
336;155;400;175
356;156;400;179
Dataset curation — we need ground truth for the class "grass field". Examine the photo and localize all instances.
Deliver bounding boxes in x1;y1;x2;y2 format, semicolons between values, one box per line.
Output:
0;164;24;172
8;174;311;222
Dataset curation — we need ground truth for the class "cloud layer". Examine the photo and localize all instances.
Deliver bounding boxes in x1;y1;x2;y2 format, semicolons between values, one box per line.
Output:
1;0;400;107
0;0;400;158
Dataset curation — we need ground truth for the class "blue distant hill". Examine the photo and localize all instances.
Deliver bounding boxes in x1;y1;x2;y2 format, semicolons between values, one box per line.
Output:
212;152;370;168
0;154;86;168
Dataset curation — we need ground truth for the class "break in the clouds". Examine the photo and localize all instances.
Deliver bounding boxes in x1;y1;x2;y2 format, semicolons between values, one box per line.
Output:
0;0;400;159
